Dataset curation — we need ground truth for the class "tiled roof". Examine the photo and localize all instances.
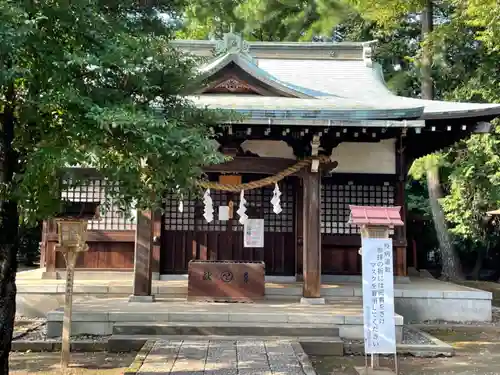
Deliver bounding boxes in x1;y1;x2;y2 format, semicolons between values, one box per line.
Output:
256;59;500;120
199;53;331;98
175;33;500;123
348;205;404;227
187;95;424;121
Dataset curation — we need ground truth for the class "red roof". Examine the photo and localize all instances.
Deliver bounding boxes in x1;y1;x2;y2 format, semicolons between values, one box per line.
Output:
348;205;404;227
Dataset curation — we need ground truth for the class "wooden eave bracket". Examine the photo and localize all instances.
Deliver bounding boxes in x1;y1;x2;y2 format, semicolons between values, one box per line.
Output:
310;135;321;172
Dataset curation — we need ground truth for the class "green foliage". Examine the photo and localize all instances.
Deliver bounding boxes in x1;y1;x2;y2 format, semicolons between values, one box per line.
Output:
408;153;447;181
18;224;41;266
406;180;432;218
441;132;500;243
458;0;500;52
0;0;227;225
177;0;353;41
347;0;425;28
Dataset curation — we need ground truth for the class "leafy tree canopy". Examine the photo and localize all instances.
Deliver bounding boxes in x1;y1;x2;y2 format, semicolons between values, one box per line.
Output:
177;0;353;41
0;2;229;370
1;0;227;225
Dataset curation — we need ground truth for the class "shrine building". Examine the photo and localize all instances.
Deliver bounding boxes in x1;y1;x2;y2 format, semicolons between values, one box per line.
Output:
41;32;500;302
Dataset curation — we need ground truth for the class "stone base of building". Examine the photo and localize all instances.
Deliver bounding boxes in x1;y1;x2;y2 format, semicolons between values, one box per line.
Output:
300;297;326;305
16;272;492;323
128;295;155;303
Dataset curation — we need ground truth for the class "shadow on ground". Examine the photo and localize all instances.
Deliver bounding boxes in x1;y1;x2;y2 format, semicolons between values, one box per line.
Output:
312;328;500;375
9;352;137;375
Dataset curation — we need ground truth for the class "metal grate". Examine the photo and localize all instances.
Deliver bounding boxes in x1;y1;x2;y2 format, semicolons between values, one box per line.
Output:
61;179;136;231
321;180;395;235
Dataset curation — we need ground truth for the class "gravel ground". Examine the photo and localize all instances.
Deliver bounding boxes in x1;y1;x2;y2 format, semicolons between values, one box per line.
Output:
402;326;435;345
15;314;45;322
14;324;110;342
345;326;435;346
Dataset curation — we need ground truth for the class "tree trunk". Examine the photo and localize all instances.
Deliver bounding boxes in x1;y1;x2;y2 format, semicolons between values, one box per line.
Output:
426;166;462;280
421;0;434;100
421;0;462;280
471;247;485;280
0;83;19;373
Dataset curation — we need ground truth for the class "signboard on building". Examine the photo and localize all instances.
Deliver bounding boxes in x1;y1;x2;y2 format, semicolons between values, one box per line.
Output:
244;219;264;248
361;237;396;354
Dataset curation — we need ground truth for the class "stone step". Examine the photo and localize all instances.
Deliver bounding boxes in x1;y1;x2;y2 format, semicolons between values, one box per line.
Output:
108;334;344;356
112;322;340;338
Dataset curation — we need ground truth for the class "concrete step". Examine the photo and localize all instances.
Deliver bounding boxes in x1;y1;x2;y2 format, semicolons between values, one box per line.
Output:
108;334;344;356
112;322;340;338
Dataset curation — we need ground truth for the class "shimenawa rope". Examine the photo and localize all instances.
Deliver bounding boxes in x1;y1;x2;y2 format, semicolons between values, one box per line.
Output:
198;155;331;192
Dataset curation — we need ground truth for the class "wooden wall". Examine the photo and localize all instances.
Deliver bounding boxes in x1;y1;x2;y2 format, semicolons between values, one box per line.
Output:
321;236;407;275
43;223;135;271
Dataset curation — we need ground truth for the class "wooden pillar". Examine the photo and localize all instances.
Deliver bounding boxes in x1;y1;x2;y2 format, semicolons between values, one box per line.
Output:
44;219;57;277
40;221;48;268
395;134;408;276
301;170;323;303
151;209;161;279
295;178;304;281
395;247;407;277
130;210;155;302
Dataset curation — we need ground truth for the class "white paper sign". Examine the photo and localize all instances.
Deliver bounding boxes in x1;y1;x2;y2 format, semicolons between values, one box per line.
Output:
243;219;264;248
218;206;230;221
361;237;396;354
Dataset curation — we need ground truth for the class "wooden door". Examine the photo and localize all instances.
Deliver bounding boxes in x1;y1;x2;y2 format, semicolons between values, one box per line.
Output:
160;175;296;276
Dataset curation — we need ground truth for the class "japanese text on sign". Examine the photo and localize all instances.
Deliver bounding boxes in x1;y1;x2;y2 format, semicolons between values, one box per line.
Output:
361;237;396;354
244;219;264;248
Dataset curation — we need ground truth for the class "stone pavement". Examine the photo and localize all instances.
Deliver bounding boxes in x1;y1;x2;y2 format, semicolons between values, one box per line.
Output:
137;339;317;374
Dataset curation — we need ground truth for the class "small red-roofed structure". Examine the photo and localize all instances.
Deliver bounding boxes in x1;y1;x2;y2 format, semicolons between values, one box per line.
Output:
348;205;404;227
348;205;404;256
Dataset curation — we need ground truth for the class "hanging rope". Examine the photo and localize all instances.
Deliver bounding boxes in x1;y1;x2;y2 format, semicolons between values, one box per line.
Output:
198;155;332;192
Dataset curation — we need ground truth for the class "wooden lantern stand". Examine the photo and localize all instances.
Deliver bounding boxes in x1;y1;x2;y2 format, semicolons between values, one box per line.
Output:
55;202;99;369
349;205;404;375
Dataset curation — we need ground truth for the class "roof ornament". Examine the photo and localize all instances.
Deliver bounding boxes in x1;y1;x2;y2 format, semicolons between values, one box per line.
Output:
215;23;251;57
362;40;377;67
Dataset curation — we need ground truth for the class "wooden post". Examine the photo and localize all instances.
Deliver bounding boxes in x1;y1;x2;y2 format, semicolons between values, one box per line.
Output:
129;210;155;302
395;134;408;276
301;170;323;304
61;250;78;368
44;220;57;275
151;209;162;279
56;219;90;370
40;221;48;268
295;178;304;281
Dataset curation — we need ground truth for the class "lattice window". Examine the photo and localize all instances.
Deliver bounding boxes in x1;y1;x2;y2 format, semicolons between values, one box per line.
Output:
196;189;227;232
61;179;136;231
233;181;294;233
321;179;395;235
163;179;295;233
163;193;196;231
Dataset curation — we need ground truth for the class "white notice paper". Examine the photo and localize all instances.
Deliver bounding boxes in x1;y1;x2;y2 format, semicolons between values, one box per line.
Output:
218;206;230;221
243;219;264;248
361;237;396;354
